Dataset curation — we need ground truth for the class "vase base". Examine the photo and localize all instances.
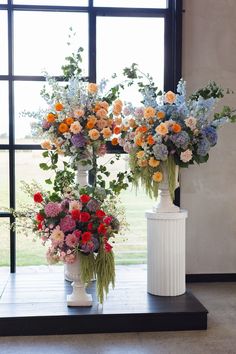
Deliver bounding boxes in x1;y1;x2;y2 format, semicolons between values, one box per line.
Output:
153;204;180;213
67;293;93;307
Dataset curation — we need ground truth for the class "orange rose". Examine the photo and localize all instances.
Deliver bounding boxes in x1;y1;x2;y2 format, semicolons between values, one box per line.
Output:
152;171;163;182
86;120;95;129
147;135;155;145
165;91;176;104
65;117;74;126
157;111;165;119
54;102;64;111
88;129;100;140
136;150;145;159
135;136;144;147
139;126;148;133
172;123;182;133
113;126;121;135
111;137;119;146
87;83;98;94
115;117;122;125
144;107;156;119
46;113;56;123
58;123;69;133
129;118;136;128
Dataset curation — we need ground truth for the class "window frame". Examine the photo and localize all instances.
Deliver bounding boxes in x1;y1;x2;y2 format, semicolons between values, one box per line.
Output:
0;0;183;272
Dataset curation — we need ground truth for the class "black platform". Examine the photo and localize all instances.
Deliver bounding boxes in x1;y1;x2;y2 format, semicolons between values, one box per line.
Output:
0;266;208;336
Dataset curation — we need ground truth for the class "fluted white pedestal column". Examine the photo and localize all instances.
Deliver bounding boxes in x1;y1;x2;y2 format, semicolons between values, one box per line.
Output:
146;210;188;296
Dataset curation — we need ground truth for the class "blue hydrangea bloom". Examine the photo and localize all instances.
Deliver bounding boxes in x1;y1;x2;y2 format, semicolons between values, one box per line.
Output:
202;126;218;146
152;143;168;161
170;131;190;149
197;138;210;156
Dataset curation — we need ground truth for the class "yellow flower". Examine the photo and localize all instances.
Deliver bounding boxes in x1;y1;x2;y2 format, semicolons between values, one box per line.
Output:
148;157;160;168
102;127;112;138
41;140;52;150
152;171;163;182
88;129;100;140
155;123;168;136
165;91;176;104
87;83;98;94
144;107;156;119
136;150;145;159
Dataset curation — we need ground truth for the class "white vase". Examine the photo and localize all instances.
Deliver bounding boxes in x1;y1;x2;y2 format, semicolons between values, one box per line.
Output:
66;257;93;307
153;163;180;213
64;161;92;282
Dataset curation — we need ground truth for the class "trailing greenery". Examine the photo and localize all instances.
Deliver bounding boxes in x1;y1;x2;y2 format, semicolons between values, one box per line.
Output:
166;156;177;201
78;252;96;285
95;246;115;304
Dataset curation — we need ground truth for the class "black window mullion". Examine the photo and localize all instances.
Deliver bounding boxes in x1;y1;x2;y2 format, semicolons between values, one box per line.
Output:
8;0;16;273
89;0;96;82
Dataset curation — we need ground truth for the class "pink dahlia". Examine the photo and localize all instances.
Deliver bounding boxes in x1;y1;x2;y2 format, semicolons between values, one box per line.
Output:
44;202;61;217
60;215;76;233
65;233;79;248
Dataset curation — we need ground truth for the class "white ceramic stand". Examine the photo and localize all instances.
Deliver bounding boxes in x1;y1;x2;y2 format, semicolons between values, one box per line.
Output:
66;258;93;307
146;209;188;296
65;162;92;282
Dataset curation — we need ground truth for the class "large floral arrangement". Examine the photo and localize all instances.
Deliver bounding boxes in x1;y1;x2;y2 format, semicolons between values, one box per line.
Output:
112;67;236;198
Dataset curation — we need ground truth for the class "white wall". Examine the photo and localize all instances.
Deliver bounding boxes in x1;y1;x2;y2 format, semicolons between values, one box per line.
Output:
182;0;236;273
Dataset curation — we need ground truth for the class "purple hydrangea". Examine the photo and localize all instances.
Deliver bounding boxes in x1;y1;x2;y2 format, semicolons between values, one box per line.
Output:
170;131;190;149
87;198;101;212
197;138;210;156
152;143;168;161
202;126;218;146
71;133;86;147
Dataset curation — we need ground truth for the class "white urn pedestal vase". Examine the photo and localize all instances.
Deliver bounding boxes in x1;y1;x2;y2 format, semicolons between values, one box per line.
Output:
66;257;93;307
64;162;92;282
146;163;188;296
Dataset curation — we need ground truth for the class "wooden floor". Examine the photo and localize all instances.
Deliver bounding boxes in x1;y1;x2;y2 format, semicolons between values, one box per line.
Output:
0;266;208;336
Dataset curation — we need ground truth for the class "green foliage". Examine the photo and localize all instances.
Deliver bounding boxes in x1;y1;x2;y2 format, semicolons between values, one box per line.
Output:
95;247;115;304
190;81;224;100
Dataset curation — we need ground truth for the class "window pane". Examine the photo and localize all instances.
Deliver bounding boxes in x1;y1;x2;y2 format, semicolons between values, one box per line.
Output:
0;219;10;268
94;0;167;8
0;81;9;144
97;17;164;104
97;154;153;264
14;12;88;76
14;81;48;144
0;151;9;210
14;0;87;5
0;11;8;74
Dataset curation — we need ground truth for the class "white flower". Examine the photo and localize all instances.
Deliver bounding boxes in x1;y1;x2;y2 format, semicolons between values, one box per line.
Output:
184;116;197;131
180;149;193;163
70;121;82;134
63;132;71;139
70;146;77;153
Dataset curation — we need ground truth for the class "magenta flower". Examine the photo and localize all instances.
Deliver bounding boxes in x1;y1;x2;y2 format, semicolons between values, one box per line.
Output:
60;215;76;233
65;233;79;248
44;202;61;217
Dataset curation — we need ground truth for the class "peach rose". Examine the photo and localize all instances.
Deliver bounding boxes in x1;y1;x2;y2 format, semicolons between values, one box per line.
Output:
102;127;112;138
155;123;168;136
87;83;98;94
70;121;82;134
148;157;160;168
144;107;156;119
165;91;176;104
96;108;107;119
74;108;84;118
152;171;163;182
96;119;107;130
136;150;145;159
89;129;100;140
41;140;52;150
157;111;165;119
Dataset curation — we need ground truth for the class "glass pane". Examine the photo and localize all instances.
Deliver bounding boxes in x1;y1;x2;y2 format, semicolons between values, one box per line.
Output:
14;81;49;144
0;11;8;74
97;17;164;105
14;12;88;76
97;154;153;265
94;0;167;8
14;0;87;4
0;81;9;144
0;219;10;268
0;151;9;210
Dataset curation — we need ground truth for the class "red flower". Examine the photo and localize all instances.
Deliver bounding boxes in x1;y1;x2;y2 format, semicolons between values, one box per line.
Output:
97;223;107;235
37;222;43;230
33;192;43;203
96;210;106;219
104;241;113;253
80;194;91;204
71;209;80;220
87;222;93;231
36;213;44;222
82;231;92;244
103;216;112;225
80;212;91;223
74;230;82;239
